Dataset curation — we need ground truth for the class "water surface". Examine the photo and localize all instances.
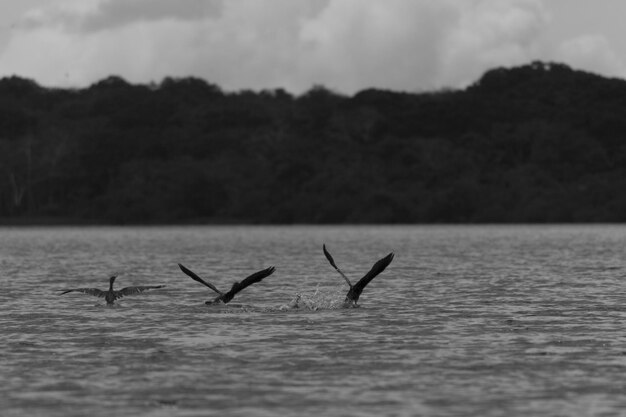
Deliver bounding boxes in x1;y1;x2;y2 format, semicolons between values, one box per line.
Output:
2;225;626;416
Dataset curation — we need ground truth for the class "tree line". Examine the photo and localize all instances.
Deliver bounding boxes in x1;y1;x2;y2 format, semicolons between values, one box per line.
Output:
1;61;626;224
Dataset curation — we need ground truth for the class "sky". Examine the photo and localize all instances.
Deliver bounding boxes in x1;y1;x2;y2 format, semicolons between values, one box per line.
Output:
0;0;625;94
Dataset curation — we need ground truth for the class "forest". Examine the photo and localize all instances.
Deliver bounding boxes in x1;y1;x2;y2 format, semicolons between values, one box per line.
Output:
1;61;626;224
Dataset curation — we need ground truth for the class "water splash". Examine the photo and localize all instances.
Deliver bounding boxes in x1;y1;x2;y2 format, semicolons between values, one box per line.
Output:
278;285;346;310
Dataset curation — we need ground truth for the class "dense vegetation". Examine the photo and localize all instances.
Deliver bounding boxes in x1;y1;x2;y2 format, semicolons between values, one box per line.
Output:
1;61;626;224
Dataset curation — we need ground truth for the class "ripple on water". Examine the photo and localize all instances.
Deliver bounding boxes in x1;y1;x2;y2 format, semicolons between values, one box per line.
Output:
3;225;626;416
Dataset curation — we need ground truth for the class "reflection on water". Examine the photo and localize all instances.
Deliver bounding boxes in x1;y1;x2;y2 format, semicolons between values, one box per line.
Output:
2;225;626;416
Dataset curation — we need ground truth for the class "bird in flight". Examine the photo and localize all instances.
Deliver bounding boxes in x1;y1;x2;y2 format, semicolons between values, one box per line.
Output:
178;263;276;304
323;244;394;306
59;276;165;305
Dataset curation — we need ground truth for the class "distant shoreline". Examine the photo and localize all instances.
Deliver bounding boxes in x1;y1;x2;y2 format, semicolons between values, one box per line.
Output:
0;217;619;227
0;216;248;226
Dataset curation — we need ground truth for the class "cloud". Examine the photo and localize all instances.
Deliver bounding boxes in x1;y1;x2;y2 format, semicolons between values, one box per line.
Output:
19;0;223;32
18;0;99;31
555;34;626;78
1;0;332;91
298;0;457;92
437;0;551;86
81;0;223;32
297;0;551;91
0;0;623;94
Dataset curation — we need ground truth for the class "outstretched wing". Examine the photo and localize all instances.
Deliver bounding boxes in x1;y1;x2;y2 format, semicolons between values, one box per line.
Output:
323;244;352;287
59;288;107;298
323;244;339;270
221;266;276;303
116;285;165;298
178;263;222;295
347;253;394;302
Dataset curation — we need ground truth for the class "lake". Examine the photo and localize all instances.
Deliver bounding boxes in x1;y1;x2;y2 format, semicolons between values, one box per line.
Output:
1;225;626;416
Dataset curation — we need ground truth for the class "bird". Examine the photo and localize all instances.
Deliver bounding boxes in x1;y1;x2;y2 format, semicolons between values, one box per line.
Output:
59;275;165;305
323;244;394;306
178;263;276;304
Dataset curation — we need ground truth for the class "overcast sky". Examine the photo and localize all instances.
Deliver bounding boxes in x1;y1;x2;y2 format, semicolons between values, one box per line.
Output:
0;0;624;94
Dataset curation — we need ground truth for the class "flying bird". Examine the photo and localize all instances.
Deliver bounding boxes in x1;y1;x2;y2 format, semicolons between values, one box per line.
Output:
178;263;276;304
323;244;394;306
59;276;165;305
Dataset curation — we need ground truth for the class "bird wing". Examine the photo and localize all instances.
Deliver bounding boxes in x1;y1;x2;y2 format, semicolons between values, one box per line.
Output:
59;288;106;298
116;285;165;298
323;244;352;287
220;266;276;303
351;253;394;296
178;263;222;295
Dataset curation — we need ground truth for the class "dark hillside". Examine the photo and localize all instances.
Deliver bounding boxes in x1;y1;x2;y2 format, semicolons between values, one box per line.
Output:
1;61;625;224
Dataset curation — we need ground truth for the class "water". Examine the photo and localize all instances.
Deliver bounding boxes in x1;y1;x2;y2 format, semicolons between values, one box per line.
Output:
2;225;626;416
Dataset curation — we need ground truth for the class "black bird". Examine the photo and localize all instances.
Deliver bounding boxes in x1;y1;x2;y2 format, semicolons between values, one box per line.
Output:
178;263;276;304
59;276;165;305
323;244;394;306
